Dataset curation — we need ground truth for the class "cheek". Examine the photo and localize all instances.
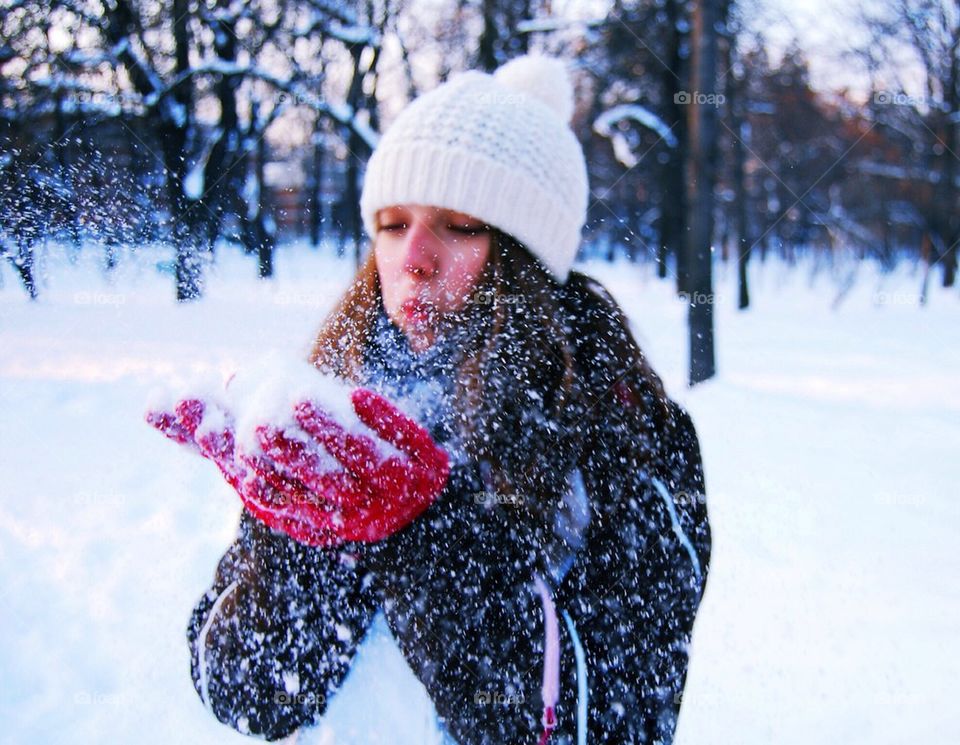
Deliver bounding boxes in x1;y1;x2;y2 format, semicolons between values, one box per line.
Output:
463;241;491;284
443;242;490;305
374;244;402;307
463;244;489;278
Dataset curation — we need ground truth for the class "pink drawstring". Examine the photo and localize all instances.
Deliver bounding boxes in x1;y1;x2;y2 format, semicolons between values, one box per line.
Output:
538;708;556;745
533;573;560;744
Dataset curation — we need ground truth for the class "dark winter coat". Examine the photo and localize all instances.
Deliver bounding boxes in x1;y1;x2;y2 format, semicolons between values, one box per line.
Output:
186;289;711;744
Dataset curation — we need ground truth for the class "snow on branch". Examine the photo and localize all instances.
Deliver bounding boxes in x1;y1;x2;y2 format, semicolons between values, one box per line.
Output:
301;0;361;28
294;4;379;47
158;62;380;150
516;16;607;34
593;104;678;167
854;160;941;184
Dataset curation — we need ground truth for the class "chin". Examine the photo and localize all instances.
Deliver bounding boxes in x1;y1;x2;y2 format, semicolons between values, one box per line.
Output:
407;331;435;353
399;321;435;347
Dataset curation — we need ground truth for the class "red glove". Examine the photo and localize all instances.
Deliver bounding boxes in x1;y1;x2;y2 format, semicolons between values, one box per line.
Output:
146;387;450;546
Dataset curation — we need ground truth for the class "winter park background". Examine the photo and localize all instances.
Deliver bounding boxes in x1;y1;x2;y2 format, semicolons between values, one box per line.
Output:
3;1;960;744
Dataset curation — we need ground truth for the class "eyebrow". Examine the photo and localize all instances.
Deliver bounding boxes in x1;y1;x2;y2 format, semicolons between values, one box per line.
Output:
376;209;408;226
378;208;483;224
448;213;484;223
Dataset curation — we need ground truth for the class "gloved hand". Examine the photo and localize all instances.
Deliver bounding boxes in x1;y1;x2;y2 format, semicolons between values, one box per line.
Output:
146;386;450;546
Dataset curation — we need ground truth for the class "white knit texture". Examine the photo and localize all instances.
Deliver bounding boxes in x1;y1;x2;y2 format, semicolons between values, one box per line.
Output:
360;55;589;283
493;54;575;123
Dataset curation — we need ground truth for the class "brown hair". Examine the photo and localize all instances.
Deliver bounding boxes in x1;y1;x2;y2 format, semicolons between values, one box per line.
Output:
308;230;675;534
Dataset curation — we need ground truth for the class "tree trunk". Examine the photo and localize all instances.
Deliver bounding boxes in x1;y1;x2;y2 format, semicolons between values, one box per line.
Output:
200;0;242;255
255;135;274;279
308;128;325;249
477;0;499;71
728;57;751;309
343;38;368;267
662;0;688;287
685;0;719;385
104;0;199;299
11;239;37;299
169;0;200;300
941;18;959;287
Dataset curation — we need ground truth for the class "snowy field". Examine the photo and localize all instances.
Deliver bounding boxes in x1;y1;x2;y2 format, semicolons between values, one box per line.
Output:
1;241;958;744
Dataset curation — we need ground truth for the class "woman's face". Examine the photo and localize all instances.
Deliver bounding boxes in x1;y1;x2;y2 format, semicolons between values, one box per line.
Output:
374;204;492;352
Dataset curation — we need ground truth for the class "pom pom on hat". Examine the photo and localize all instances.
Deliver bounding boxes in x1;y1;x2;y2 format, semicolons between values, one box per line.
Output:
360;54;589;283
493;54;576;124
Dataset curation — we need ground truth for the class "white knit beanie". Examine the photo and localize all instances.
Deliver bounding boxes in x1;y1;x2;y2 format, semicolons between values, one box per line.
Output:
360;54;589;284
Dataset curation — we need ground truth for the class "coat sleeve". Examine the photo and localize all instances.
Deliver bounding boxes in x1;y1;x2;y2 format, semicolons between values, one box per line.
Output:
552;400;711;744
186;508;380;741
659;401;712;579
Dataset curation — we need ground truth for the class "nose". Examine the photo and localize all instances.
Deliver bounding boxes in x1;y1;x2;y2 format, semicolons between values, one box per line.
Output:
401;220;441;278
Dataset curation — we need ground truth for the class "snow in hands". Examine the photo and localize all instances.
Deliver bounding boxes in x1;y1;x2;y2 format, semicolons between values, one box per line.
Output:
145;355;450;546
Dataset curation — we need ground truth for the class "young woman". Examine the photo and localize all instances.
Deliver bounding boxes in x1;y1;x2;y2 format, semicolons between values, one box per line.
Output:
150;55;710;744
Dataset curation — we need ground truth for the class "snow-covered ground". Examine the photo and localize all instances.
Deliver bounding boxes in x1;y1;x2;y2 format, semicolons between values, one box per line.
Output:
1;241;957;744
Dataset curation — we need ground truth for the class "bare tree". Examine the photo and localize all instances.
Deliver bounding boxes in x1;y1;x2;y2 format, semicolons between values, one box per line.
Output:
685;0;720;384
855;0;960;287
